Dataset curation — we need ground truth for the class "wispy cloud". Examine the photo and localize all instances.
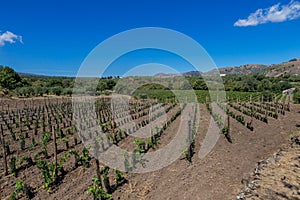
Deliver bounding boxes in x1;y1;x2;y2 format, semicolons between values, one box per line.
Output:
234;0;300;27
0;30;23;46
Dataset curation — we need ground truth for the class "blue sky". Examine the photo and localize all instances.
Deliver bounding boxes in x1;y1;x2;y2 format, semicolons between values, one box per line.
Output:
0;0;300;76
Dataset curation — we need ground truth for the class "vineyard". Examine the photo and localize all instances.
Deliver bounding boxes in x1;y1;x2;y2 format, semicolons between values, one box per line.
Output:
0;95;197;199
0;92;299;199
1;0;300;199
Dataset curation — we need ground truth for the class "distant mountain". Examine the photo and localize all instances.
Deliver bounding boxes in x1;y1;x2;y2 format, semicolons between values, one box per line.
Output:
154;58;300;77
182;71;203;76
215;58;300;77
265;59;300;77
153;73;182;77
18;72;73;79
18;72;47;78
217;64;268;75
154;71;203;77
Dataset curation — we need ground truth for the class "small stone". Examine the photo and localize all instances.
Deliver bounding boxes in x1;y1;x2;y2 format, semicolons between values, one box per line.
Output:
258;160;265;164
277;151;283;157
241;173;250;185
251;180;260;186
254;175;261;180
248;182;255;190
236;193;245;200
243;187;251;194
267;156;276;164
252;192;259;197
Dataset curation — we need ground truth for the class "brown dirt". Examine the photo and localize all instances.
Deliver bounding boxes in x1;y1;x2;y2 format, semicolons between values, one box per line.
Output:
112;104;300;200
237;131;300;200
0;98;300;200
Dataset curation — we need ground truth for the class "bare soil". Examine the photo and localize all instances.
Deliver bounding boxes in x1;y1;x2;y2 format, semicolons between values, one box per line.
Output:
0;98;299;200
237;131;300;200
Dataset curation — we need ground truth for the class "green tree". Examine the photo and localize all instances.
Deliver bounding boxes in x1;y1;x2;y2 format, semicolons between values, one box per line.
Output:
261;90;273;102
96;81;106;92
279;81;292;91
105;79;116;90
192;79;208;90
0;66;23;89
34;86;45;96
241;76;258;92
46;79;63;87
294;88;300;104
258;79;271;91
63;88;72;96
51;86;63;96
62;79;73;88
271;83;281;93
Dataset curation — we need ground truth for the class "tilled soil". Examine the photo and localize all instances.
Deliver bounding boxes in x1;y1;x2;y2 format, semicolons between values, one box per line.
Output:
0;101;299;200
112;104;300;200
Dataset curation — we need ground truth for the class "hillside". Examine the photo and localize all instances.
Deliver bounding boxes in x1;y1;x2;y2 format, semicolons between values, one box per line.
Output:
153;58;300;77
154;71;203;77
217;64;268;76
266;59;300;77
217;58;300;77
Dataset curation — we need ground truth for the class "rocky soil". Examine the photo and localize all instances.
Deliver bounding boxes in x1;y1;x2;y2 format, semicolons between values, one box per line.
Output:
237;132;300;200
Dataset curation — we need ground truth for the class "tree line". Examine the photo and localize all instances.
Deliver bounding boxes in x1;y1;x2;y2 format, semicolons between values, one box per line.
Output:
0;66;119;97
1;65;299;100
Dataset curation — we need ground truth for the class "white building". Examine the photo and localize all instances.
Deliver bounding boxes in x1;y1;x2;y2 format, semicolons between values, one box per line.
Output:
282;88;296;95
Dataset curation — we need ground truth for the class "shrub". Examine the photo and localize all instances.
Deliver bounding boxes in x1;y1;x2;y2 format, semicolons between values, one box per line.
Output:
88;177;112;200
114;168;125;186
10;156;17;176
9;180;33;200
294;88;300;104
51;86;63;96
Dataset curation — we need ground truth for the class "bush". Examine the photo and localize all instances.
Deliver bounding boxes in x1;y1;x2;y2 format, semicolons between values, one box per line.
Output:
294;88;300;104
34;86;45;97
62;88;72;96
51;86;63;96
261;90;273;102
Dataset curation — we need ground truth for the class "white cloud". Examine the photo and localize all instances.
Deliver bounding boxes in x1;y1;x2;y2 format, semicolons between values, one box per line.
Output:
0;31;23;46
234;0;300;27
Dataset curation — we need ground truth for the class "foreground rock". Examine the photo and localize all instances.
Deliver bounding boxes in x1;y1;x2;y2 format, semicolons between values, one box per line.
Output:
237;133;300;200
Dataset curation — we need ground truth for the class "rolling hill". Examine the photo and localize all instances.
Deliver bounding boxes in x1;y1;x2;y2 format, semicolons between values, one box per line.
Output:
154;58;300;77
217;58;300;77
